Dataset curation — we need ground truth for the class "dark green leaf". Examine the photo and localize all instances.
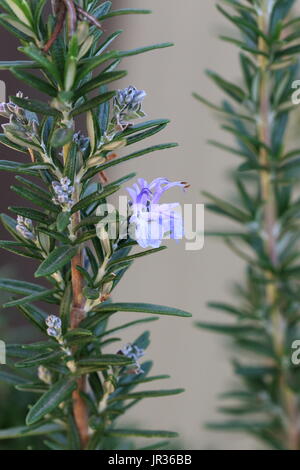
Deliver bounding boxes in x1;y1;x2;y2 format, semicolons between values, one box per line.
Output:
35;245;77;277
26;378;76;425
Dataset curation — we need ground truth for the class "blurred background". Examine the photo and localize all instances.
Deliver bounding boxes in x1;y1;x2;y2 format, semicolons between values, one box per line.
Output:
0;0;276;450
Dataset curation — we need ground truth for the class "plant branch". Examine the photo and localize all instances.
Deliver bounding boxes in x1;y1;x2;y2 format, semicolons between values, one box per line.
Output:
257;3;299;450
67;139;89;448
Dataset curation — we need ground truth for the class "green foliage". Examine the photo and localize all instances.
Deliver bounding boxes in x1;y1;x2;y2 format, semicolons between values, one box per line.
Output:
0;0;190;450
196;0;300;450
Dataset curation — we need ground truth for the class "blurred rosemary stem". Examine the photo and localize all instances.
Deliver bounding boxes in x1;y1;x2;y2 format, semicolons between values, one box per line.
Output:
257;0;299;450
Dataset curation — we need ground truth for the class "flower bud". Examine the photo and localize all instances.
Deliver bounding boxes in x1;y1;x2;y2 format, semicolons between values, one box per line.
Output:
38;366;52;385
45;315;62;338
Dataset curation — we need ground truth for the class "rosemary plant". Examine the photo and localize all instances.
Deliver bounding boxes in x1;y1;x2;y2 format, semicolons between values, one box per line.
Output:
0;0;191;450
195;0;300;450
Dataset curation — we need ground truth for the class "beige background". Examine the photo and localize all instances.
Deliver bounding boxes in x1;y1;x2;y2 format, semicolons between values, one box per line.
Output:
106;0;259;450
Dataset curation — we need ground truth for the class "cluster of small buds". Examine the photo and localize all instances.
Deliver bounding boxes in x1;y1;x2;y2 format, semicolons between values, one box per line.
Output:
0;92;25;120
52;177;74;211
16;216;36;241
38;365;52;385
45;315;76;373
119;343;145;374
113;86;146;128
45;315;62;339
73;132;89;152
0;91;38;139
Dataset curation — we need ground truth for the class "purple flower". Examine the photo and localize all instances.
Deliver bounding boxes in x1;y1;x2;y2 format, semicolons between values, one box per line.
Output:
115;86;146;110
119;343;145;374
52;177;74;210
114;86;146;127
126;178;188;249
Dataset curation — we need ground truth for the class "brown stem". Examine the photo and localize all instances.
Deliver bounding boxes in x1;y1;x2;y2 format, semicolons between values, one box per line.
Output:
43;3;66;53
257;7;300;450
28;148;35;163
75;5;103;30
70;183;89;448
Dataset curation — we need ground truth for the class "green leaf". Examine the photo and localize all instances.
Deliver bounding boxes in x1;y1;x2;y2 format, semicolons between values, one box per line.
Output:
77;43;173;83
99;9;151;20
35;245;77;277
207;301;253;319
125;122;170;146
0;423;64;440
0;14;34;40
118;43;173;59
11;184;58;212
138;441;170;450
16;350;63;368
56;211;71;233
104;429;178;439
11;69;57;96
0;160;51;174
0;60;36;70
196;321;259;335
0;135;27;153
95;29;122;56
37;227;69;244
206;69;247;103
64;329;93;340
205;421;270;432
26;378;76;425
17;304;48;332
51;128;74;148
109;388;184;402
71;185;120;213
234;363;277;378
91;302;192;318
60;282;72;332
203;191;251;223
20;44;62;85
16;383;49;393
9;206;52;224
0;240;42;260
74;70;127;99
3;287;57;308
84;143;178;180
10;95;61;117
67;414;81;450
128;375;170;386
1;213;25;241
0;370;27;385
0;278;46;296
76;51;120;83
71;91;116;117
99;316;159;337
121;119;170;137
108;246;167;269
77;354;134;373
